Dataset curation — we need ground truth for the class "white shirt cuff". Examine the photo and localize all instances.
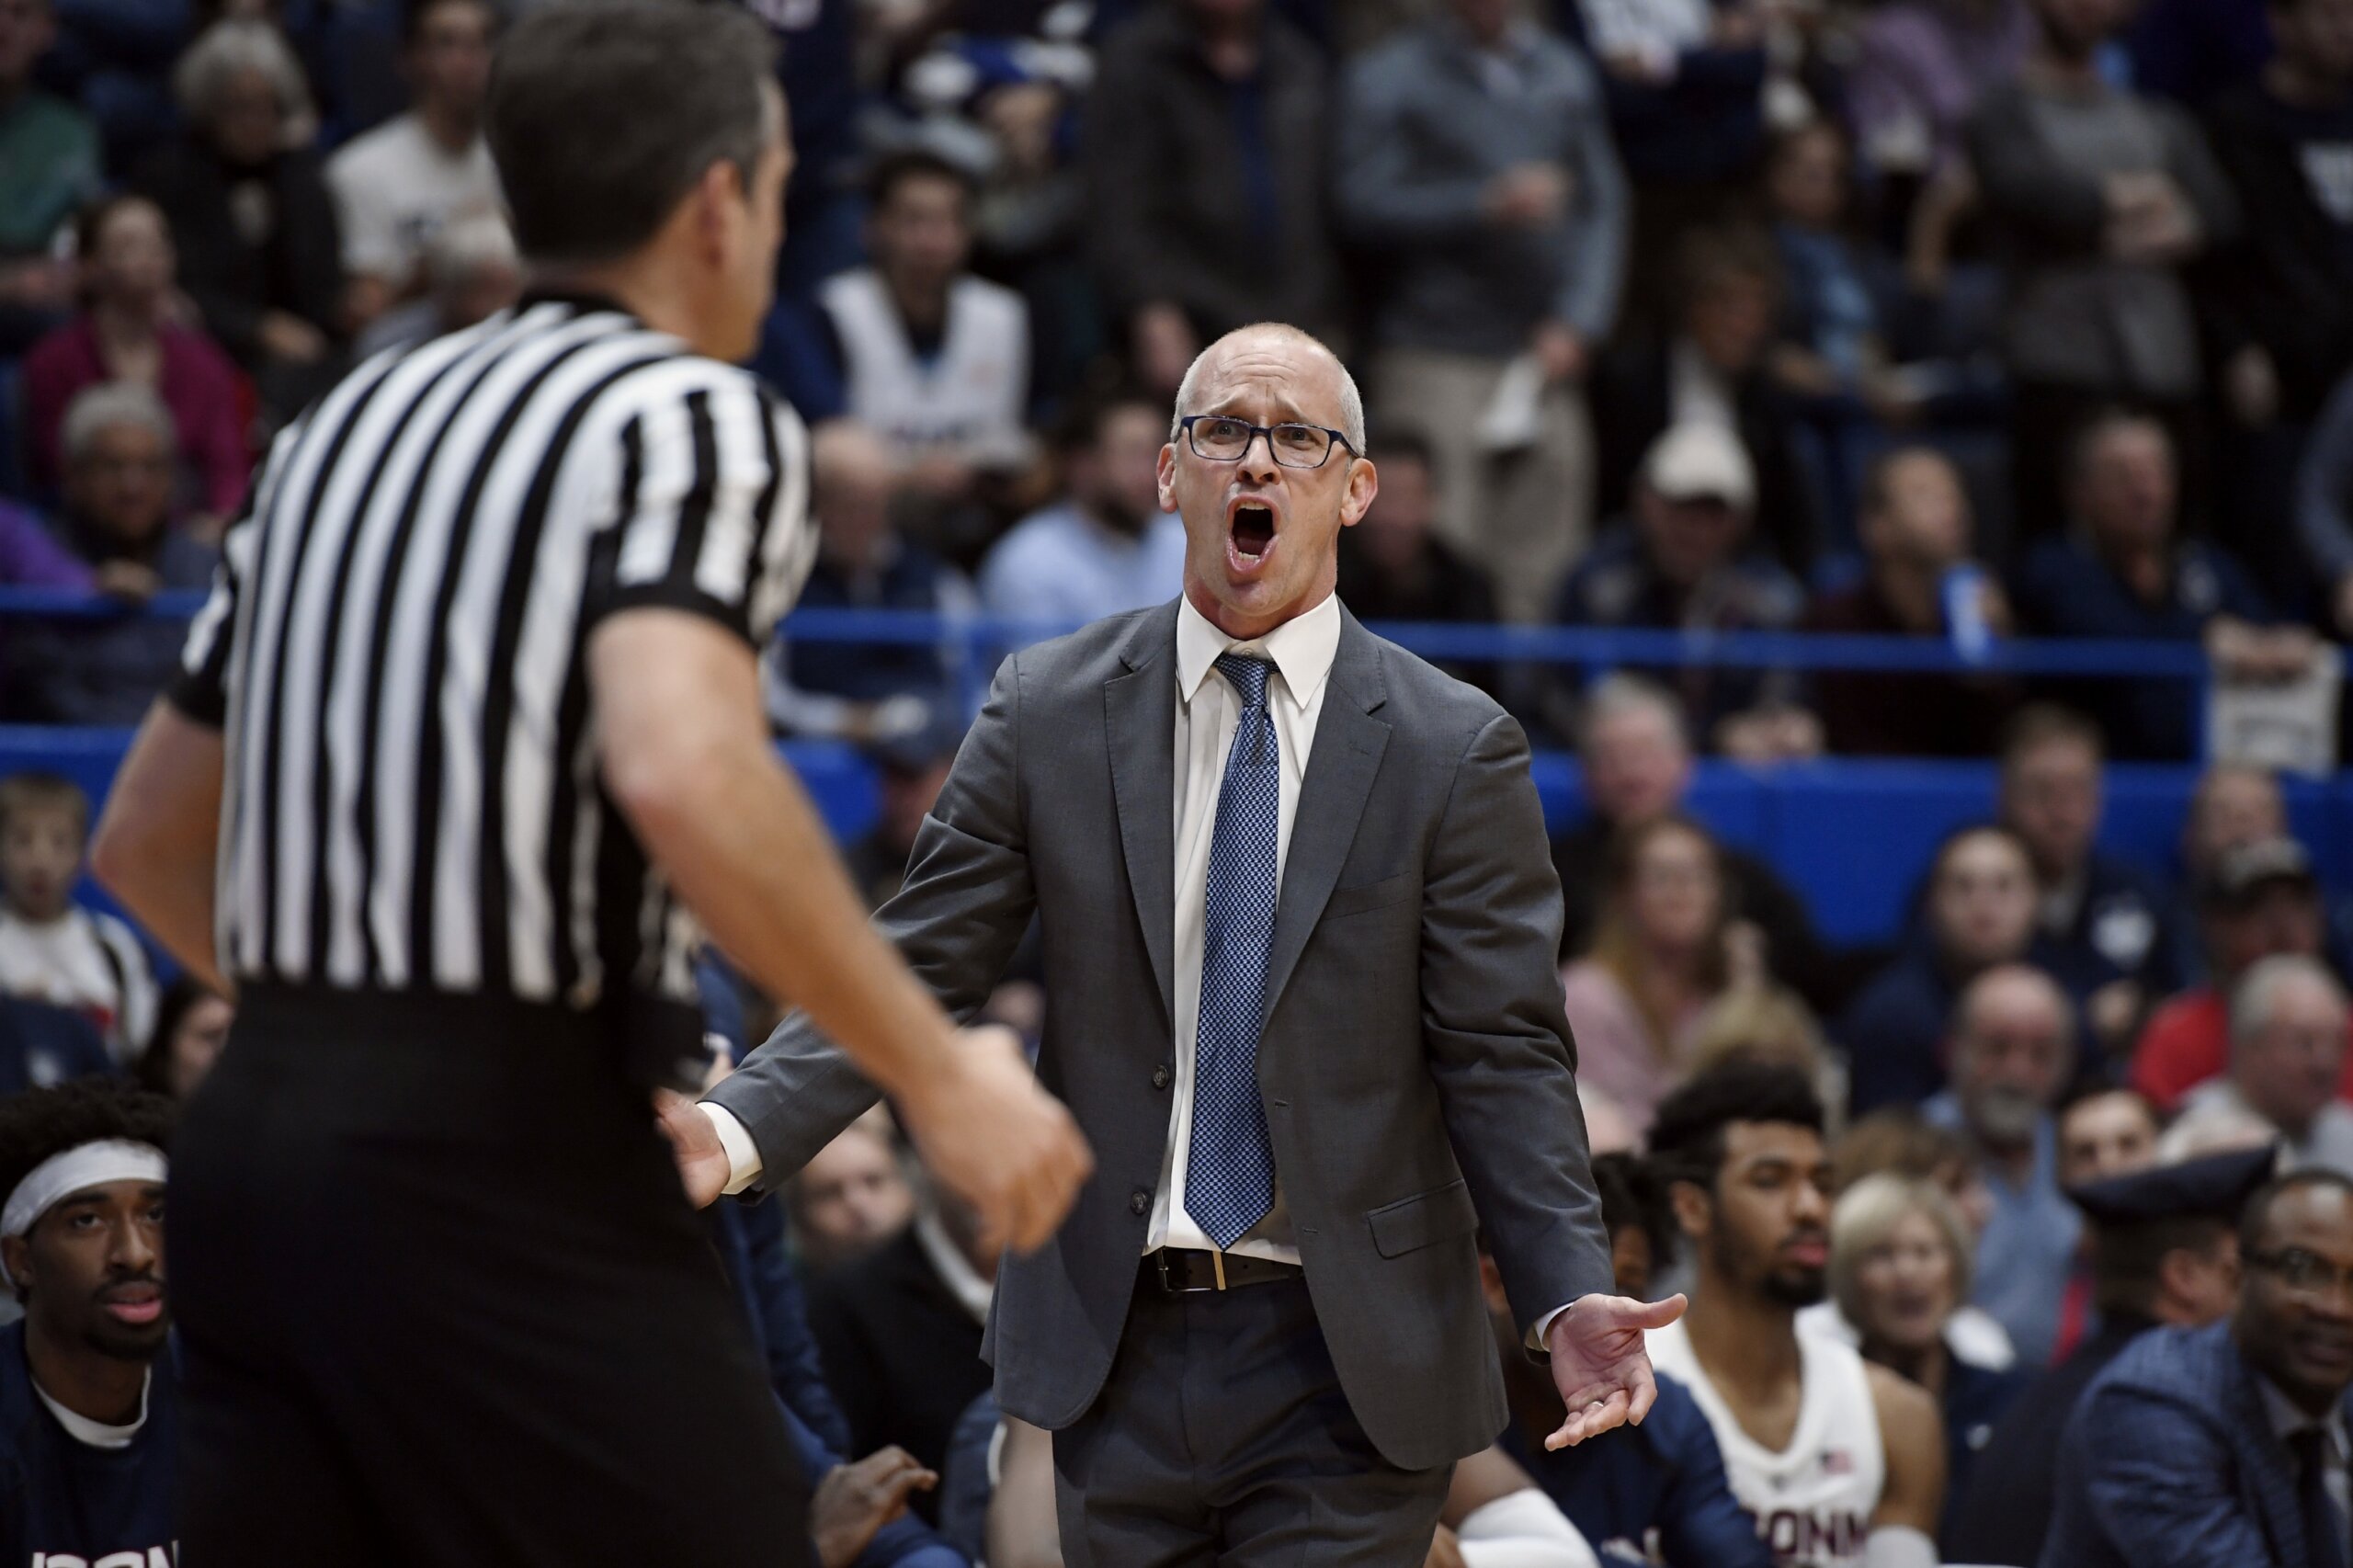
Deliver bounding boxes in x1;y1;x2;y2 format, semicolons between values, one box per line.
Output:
1529;1301;1577;1352
700;1101;764;1196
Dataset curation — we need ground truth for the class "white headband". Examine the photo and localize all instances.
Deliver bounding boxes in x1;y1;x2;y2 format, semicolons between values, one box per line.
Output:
1;1140;168;1242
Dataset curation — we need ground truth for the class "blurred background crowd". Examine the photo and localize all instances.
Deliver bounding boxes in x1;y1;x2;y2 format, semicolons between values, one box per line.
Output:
6;0;2353;1562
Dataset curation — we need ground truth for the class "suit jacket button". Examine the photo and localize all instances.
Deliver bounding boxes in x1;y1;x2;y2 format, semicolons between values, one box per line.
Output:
1130;1189;1150;1216
1151;1064;1171;1090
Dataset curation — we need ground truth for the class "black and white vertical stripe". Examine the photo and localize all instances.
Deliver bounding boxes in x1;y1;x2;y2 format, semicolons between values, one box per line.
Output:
173;298;816;1009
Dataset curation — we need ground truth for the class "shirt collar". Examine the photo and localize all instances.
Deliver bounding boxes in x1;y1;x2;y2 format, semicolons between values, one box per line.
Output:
1176;590;1343;709
32;1368;150;1450
2260;1372;2350;1456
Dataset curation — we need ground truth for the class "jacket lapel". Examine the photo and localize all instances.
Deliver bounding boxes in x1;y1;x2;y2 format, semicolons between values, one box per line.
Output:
1262;608;1391;1021
2233;1337;2312;1568
1106;603;1180;1027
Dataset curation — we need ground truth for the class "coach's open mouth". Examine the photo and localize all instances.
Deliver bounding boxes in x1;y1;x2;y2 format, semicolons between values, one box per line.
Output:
1228;497;1278;571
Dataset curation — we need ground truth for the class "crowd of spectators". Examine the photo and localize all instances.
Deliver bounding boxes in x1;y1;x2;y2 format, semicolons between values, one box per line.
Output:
7;0;2353;1563
0;0;2350;755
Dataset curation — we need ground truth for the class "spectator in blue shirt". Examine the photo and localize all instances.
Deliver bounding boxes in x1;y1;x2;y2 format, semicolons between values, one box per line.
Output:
1921;963;2084;1369
1997;704;2188;1073
1843;824;2061;1113
9;384;219;727
751;0;865;301
1336;0;1629;622
1552;421;1819;759
767;419;976;746
977;390;1185;634
2014;409;2319;760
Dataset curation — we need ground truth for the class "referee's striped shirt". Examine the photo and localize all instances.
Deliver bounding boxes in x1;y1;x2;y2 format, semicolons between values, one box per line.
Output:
170;292;816;1039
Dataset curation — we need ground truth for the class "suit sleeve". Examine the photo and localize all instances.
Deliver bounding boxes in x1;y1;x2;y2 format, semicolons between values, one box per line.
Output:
1420;710;1614;1336
706;653;1040;1189
2072;1381;2280;1567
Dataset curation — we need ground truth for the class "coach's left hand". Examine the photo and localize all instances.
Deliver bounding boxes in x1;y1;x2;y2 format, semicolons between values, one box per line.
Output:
1542;1292;1688;1449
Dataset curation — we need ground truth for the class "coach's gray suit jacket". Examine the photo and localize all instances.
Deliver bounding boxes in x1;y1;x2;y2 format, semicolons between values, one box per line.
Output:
710;598;1613;1471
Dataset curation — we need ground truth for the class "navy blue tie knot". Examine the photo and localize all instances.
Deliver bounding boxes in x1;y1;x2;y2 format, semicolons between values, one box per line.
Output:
1216;653;1272;710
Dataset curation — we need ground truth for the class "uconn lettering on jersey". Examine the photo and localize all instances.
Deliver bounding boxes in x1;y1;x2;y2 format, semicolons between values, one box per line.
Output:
1755;1504;1868;1564
30;1549;175;1567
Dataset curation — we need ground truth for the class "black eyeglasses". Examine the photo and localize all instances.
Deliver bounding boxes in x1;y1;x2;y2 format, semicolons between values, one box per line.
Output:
1177;415;1355;470
2248;1246;2353;1300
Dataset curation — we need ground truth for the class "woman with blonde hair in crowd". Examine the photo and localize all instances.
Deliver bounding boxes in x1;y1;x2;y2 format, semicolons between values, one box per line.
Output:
1824;1173;2029;1556
1560;815;1757;1134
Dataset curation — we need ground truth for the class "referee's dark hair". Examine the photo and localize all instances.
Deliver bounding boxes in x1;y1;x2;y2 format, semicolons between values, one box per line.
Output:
486;0;778;267
0;1077;176;1222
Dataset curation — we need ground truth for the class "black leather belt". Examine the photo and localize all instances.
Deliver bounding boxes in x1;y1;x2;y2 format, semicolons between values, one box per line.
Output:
1142;1248;1302;1293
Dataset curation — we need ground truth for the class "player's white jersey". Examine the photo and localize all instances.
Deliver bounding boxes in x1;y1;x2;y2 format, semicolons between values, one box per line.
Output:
1646;1316;1885;1568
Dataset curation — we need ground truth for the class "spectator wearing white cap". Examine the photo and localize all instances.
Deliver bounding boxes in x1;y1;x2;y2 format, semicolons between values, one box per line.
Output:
0;1076;177;1567
1551;421;1818;759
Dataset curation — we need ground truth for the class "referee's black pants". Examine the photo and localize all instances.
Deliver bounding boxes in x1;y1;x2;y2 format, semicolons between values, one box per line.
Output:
169;987;809;1565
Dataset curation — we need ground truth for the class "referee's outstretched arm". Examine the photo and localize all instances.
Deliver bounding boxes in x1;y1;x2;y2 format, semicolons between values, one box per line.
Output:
595;610;1089;1253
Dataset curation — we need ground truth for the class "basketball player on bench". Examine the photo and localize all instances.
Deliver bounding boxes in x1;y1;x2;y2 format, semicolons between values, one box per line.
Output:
1643;1063;1946;1568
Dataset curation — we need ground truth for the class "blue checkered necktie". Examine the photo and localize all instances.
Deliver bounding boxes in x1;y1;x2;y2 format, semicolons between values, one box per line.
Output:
1186;653;1281;1250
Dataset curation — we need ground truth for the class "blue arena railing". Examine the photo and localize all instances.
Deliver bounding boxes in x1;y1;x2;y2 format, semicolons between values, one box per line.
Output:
1;585;2320;947
0;585;2216;679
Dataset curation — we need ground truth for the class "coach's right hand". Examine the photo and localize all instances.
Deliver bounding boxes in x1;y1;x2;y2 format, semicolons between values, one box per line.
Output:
901;1023;1093;1255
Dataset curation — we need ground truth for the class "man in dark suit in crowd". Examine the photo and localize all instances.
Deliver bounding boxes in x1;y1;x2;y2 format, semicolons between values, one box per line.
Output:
804;1180;995;1524
2042;1166;2353;1568
1950;1142;2273;1567
667;322;1678;1562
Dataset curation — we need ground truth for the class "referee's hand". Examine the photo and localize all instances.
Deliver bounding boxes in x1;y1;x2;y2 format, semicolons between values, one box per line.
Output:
901;1024;1094;1256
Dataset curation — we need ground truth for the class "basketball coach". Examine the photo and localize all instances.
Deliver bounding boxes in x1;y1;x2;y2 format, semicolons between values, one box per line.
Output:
666;322;1687;1562
87;3;1089;1561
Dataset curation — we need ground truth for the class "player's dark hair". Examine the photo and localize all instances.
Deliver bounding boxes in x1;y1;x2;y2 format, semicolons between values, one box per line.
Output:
0;1077;176;1219
1647;1062;1824;1192
866;147;975;210
1593;1150;1677;1269
2058;1081;2161;1133
487;0;775;267
2242;1169;2353;1256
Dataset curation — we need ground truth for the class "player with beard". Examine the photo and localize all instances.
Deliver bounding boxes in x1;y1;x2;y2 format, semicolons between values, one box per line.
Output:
0;1076;176;1565
1645;1063;1946;1568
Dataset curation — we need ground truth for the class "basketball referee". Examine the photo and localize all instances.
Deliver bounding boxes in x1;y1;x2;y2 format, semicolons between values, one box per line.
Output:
88;4;1091;1560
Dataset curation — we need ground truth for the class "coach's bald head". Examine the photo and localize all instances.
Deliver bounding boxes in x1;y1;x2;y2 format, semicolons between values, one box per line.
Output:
1159;324;1377;642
